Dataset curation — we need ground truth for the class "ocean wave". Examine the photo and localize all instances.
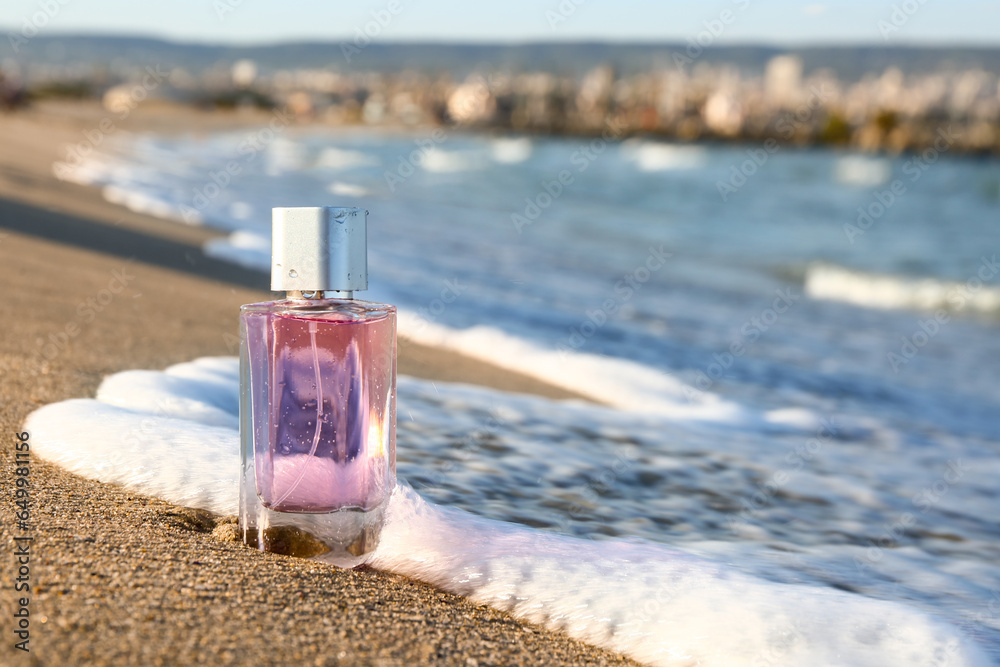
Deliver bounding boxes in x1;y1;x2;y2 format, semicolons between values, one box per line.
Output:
53;153;119;186
102;184;187;222
833;155;892;187
23;358;992;667
203;230;271;270
490;137;533;164
395;312;821;431
326;181;370;197
805;263;1000;314
421;148;486;173
313;147;380;170
623;141;708;172
264;136;309;173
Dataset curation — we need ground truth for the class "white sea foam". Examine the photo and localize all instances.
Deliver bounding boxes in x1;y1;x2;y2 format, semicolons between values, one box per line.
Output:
265;137;309;174
326;181;370;197
375;487;986;667
623;142;708;171
833;155;892;186
203;230;271;270
806;263;1000;314
420;148;485;173
228;201;254;220
314;147;380;170
23;358;991;667
490;137;533;164
396;312;822;431
102;184;183;222
53;153;120;186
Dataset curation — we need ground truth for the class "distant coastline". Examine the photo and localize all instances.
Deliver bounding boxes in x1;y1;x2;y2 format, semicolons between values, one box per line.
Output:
3;36;1000;155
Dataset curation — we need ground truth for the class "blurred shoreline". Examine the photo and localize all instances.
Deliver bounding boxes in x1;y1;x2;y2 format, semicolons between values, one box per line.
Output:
7;97;999;172
4;39;1000;156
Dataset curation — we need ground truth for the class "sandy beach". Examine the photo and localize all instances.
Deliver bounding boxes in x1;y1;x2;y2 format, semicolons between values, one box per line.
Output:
0;103;632;666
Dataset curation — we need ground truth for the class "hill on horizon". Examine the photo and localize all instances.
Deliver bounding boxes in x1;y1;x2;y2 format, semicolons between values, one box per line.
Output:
3;33;1000;80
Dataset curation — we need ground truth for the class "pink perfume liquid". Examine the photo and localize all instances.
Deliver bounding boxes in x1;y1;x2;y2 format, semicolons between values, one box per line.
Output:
240;298;396;552
261;308;394;512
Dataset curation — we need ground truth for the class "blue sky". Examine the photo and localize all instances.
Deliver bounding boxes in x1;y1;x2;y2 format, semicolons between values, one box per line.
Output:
2;0;1000;45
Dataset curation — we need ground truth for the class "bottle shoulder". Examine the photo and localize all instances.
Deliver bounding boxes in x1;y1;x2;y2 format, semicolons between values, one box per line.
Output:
241;297;396;321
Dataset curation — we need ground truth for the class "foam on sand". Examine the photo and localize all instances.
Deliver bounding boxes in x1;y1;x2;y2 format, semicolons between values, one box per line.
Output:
23;358;990;667
395;312;822;431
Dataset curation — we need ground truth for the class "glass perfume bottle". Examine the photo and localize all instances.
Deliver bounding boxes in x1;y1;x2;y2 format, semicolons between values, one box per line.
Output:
239;207;396;567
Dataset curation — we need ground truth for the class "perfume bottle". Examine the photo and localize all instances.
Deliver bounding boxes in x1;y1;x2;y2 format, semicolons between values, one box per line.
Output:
239;206;396;567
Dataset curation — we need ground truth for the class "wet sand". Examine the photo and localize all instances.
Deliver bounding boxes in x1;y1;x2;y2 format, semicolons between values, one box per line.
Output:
0;103;632;666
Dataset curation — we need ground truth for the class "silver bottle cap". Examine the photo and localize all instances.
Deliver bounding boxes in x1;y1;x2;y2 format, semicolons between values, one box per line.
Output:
271;206;368;292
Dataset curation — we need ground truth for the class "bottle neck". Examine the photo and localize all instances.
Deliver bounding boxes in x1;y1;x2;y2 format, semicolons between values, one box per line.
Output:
286;290;355;300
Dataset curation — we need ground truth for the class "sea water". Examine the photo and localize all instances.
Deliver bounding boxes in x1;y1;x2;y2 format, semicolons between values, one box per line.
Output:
57;130;1000;420
41;128;1000;663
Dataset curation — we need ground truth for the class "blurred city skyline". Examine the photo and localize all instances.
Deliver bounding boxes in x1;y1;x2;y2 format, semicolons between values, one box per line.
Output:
2;0;1000;46
4;3;1000;156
